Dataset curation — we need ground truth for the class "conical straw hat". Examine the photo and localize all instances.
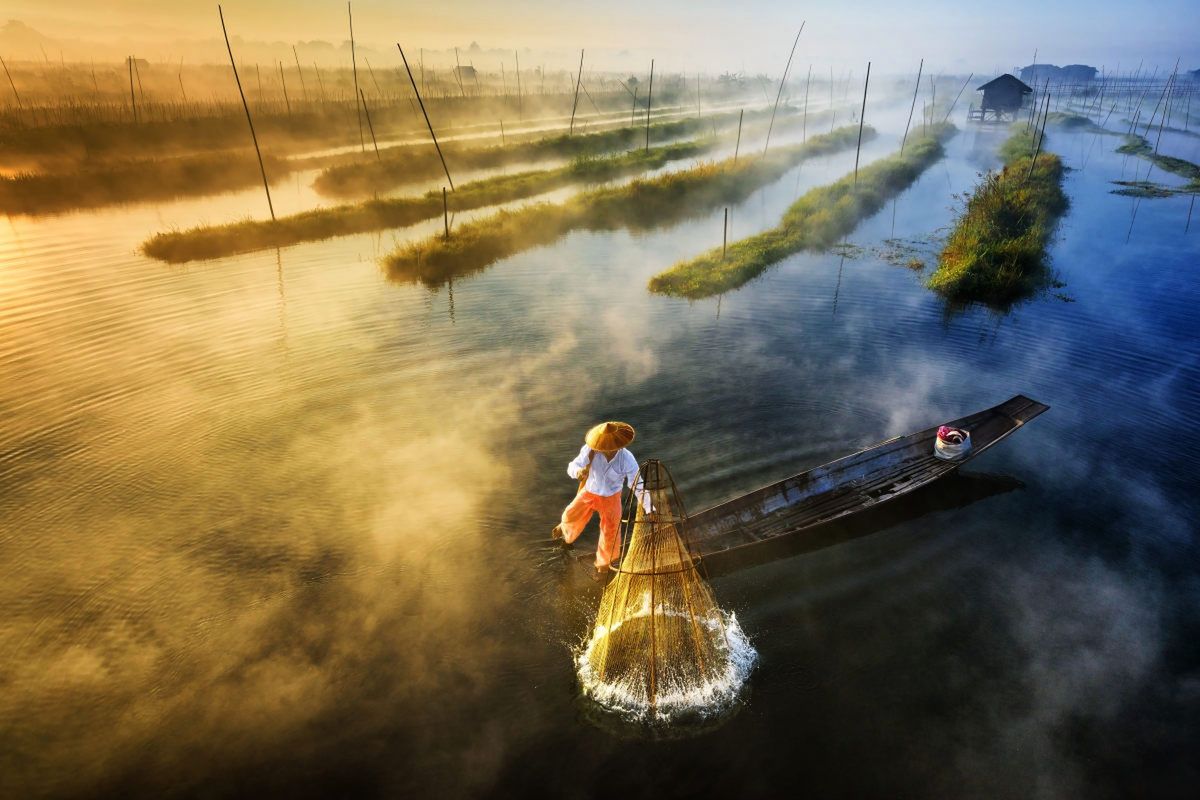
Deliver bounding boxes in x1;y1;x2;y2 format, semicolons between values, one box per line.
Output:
585;421;635;451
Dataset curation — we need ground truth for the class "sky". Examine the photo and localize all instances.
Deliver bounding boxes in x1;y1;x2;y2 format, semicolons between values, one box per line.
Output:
3;0;1198;75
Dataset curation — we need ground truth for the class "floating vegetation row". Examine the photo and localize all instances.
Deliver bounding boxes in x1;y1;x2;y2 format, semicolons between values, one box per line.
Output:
384;125;869;287
0;151;291;215
312;108;784;197
927;126;1068;306
1112;133;1200;197
647;123;956;299
2;109;769;215
141;142;711;263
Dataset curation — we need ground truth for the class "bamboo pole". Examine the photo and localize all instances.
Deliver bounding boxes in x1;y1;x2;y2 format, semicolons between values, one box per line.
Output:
293;46;308;101
802;64;812;143
443;187;449;239
278;61;291;116
398;44;454;190
127;56;137;122
360;89;380;161
943;72;973;123
218;5;274;220
178;57;187;103
314;62;326;101
515;50;522;119
734;108;743;161
3;54;25;110
829;65;835;132
645;59;654;151
853;62;870;187
1027;90;1051;179
722;207;728;259
132;56;145;105
764;23;804;158
631;87;638;125
901;58;923;153
364;57;384;101
569;49;584;135
348;2;364;152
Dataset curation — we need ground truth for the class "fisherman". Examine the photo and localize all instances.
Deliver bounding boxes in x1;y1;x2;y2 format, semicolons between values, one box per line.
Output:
552;421;647;579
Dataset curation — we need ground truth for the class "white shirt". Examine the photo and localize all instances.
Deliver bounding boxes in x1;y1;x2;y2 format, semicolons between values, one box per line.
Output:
568;445;641;497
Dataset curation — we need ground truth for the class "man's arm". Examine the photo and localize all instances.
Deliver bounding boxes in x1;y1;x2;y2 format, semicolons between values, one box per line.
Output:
567;444;591;480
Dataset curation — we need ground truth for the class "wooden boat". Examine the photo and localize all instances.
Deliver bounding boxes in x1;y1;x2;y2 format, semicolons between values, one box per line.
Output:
574;395;1048;576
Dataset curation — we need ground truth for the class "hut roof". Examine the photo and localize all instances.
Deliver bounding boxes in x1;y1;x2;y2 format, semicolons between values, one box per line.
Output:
976;74;1033;93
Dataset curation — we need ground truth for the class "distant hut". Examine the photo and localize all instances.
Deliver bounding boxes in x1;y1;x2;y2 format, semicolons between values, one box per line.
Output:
968;74;1033;122
452;65;477;81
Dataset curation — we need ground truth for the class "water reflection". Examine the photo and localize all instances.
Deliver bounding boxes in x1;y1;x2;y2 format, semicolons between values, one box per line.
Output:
0;113;1197;798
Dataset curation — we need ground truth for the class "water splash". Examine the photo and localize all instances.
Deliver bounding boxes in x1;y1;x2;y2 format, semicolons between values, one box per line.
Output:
576;600;757;722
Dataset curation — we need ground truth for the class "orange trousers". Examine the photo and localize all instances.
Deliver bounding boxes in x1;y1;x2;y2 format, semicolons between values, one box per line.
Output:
560;489;622;568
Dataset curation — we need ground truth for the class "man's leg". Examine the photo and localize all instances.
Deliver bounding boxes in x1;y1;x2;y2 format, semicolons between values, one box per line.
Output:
594;492;623;568
559;490;597;545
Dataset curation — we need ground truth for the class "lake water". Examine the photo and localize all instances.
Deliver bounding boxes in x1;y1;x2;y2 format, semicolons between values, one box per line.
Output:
2;108;1198;798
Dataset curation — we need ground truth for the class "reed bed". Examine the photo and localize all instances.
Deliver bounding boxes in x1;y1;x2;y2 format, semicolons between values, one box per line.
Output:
927;127;1068;306
141;141;710;262
648;124;956;299
385;124;868;287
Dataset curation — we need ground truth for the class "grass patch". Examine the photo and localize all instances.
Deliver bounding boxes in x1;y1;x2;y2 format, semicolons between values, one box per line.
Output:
384;125;870;287
647;124;956;298
927;125;1068;306
141;141;710;263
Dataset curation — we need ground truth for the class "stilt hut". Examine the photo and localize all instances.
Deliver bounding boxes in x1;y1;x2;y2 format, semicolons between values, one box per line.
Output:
968;74;1033;122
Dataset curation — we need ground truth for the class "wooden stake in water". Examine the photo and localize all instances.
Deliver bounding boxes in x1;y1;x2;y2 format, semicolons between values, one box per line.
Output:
631;87;638;125
853;62;870;187
902;58;923;154
314;62;326;101
500;119;505;146
0;55;22;110
722;207;728;260
645;58;654;152
569;49;584;135
443;187;449;239
218;5;274;221
360;89;380;161
398;44;454;190
348;2;365;152
764;23;805;158
734;108;744;162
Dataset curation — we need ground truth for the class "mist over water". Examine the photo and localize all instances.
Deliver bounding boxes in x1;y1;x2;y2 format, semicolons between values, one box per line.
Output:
1;71;1199;800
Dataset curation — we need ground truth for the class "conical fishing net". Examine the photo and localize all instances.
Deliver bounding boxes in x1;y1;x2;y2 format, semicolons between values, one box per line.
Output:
577;460;756;721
